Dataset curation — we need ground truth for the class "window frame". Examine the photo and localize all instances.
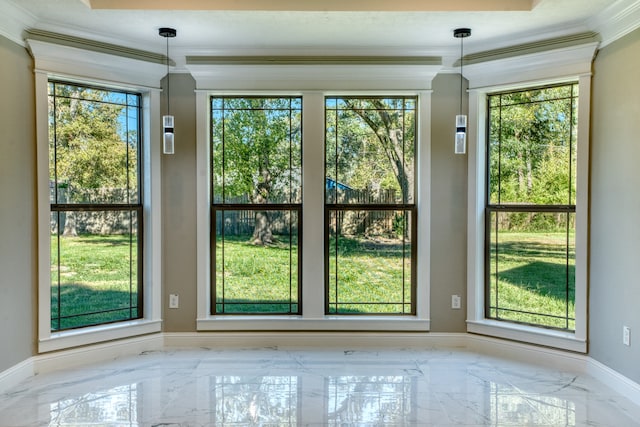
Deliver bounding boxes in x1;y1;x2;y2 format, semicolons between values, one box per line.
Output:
323;95;418;316
484;83;578;331
463;42;595;352
48;80;145;331
210;95;303;315
195;87;432;332
31;38;165;352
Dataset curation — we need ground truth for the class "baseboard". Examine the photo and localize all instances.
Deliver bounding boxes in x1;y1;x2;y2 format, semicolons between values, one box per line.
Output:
587;357;640;407
33;333;164;375
1;331;639;409
163;331;469;349
0;357;35;395
465;333;591;373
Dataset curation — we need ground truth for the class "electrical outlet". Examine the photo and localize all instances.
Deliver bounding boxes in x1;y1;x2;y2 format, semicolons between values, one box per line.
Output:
169;294;179;309
623;326;631;346
451;294;461;309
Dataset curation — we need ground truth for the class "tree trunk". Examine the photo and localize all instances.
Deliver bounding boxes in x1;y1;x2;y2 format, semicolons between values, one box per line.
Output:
251;211;273;245
63;211;78;236
250;161;274;245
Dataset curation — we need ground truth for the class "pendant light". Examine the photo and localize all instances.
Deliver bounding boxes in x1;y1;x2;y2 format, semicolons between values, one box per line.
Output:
454;28;471;155
159;27;176;155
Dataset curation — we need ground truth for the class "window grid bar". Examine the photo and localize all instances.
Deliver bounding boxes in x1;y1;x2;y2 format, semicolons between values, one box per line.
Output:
210;96;302;315
49;83;143;332
485;84;577;331
491;306;576;322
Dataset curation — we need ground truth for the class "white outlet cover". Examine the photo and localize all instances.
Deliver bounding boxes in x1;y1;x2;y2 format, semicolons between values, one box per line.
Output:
623;326;631;346
451;295;461;309
169;294;179;309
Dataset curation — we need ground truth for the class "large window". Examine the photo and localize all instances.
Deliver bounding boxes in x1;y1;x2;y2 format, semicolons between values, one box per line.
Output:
325;97;416;315
49;81;142;330
211;97;302;314
486;83;577;330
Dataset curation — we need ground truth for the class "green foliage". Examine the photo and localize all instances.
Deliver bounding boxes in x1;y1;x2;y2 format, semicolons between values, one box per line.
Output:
489;85;577;210
211;97;301;204
49;82;138;200
326;97;416;204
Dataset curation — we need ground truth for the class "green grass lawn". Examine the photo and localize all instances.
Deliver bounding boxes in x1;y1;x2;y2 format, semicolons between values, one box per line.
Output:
51;230;574;330
489;231;575;330
215;235;299;313
51;234;138;330
327;236;412;314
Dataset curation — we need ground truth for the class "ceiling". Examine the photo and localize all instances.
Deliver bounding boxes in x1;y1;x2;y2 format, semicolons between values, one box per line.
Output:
2;0;640;70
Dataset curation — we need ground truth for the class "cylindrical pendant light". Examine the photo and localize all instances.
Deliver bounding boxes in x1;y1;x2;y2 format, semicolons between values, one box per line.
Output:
454;28;471;155
159;27;177;155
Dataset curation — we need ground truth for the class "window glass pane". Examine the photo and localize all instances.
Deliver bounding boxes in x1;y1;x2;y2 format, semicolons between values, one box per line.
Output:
49;80;143;332
486;83;578;331
50;209;140;331
488;211;575;330
325;97;416;205
328;209;413;315
49;83;140;205
211;96;302;316
214;209;299;314
211;97;302;204
488;85;577;206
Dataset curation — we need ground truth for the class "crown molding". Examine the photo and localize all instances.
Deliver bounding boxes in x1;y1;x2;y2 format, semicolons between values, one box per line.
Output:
25;29;170;66
26;37;167;88
185;55;443;90
464;41;599;89
458;32;600;67
85;0;535;11
0;1;36;46
590;0;640;48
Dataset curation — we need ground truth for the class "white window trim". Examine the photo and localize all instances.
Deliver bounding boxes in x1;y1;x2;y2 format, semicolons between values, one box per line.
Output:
190;61;439;331
464;43;597;353
30;39;166;352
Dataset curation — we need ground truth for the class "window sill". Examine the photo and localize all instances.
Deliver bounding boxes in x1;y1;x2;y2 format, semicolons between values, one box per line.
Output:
467;319;586;353
39;319;162;353
197;316;430;332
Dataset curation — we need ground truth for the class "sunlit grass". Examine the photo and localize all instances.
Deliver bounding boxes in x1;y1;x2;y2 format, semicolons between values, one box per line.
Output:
215;235;298;313
328;237;411;314
50;234;138;330
489;231;575;330
51;231;575;328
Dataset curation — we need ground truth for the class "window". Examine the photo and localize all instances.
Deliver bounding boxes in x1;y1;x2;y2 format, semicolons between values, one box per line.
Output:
49;81;142;330
486;83;577;330
211;97;302;314
325;97;416;315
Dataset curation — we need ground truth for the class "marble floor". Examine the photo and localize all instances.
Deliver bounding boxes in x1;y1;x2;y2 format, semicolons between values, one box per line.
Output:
1;347;639;426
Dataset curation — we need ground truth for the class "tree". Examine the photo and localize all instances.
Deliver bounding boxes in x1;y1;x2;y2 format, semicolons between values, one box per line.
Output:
488;85;577;230
212;97;301;245
50;83;137;235
341;98;415;204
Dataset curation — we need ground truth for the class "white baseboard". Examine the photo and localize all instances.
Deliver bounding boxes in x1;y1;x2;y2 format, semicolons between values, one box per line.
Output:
2;331;639;408
0;357;35;394
163;331;469;349
587;357;640;407
34;333;164;375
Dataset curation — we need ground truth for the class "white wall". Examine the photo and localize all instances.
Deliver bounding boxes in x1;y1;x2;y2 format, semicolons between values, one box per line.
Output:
0;35;36;372
590;27;640;384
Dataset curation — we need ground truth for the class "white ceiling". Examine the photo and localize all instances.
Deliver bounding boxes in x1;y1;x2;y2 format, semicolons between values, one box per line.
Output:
2;0;640;69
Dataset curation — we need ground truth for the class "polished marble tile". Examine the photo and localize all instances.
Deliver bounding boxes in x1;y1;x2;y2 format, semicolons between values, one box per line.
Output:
1;347;639;426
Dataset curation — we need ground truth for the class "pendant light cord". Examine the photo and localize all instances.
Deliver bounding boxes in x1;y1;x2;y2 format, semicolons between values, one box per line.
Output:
166;35;170;116
459;35;464;116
